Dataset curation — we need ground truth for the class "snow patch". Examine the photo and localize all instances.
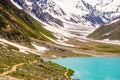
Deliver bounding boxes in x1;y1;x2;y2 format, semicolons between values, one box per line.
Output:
0;38;47;55
103;39;120;45
32;43;48;51
11;0;120;46
40;32;74;47
89;38;120;45
10;0;23;9
0;42;7;46
106;19;120;25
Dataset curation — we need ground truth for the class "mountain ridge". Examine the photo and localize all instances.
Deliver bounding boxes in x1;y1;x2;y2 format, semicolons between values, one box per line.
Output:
0;1;75;79
88;18;120;40
11;0;120;38
0;0;57;44
0;1;120;79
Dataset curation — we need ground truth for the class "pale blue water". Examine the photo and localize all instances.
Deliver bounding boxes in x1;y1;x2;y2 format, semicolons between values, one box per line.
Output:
51;57;120;80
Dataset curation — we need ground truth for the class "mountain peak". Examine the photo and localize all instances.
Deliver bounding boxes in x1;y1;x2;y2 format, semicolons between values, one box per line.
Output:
11;0;120;38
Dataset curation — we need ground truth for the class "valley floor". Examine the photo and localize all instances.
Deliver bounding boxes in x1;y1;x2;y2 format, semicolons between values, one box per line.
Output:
0;37;120;80
33;38;120;58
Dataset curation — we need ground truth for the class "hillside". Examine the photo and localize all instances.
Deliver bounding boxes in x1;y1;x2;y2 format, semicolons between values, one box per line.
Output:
0;0;75;80
1;0;120;79
88;19;120;40
11;0;120;38
0;43;74;80
0;0;56;46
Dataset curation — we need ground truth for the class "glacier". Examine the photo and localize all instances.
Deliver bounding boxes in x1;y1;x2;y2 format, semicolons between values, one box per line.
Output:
11;0;120;40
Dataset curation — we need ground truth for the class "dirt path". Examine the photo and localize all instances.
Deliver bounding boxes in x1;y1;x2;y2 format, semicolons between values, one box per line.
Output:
30;60;37;64
64;68;69;79
0;60;38;77
0;63;25;76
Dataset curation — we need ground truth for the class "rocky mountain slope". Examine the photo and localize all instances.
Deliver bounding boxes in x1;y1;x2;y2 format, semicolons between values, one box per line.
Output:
0;0;75;79
0;0;56;45
88;18;120;40
11;0;120;38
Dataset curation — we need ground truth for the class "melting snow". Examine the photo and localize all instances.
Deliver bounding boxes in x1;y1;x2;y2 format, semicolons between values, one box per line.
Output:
0;38;47;55
89;38;120;45
106;19;120;25
39;32;74;47
103;39;120;45
32;43;48;51
10;0;23;9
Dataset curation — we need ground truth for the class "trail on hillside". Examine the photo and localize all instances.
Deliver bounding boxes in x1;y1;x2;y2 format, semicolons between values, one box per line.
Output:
30;60;37;64
0;60;37;77
64;68;69;79
0;63;25;76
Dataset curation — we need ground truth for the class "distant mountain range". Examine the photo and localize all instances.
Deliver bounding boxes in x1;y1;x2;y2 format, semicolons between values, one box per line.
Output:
11;0;120;38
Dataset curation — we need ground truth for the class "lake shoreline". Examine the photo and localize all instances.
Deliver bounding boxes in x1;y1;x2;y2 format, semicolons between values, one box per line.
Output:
51;57;120;80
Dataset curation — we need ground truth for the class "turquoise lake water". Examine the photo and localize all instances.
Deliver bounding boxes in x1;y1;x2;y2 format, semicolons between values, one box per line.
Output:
51;57;120;80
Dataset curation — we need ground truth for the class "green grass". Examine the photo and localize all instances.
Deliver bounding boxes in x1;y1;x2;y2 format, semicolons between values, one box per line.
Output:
88;18;120;40
0;14;8;28
0;50;40;74
0;43;40;72
7;44;19;51
77;41;120;53
9;61;74;80
0;0;56;43
95;43;120;53
25;15;57;40
0;44;74;80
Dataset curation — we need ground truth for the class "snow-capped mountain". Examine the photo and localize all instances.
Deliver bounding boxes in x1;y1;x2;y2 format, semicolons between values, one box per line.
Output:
11;0;120;39
85;0;120;21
